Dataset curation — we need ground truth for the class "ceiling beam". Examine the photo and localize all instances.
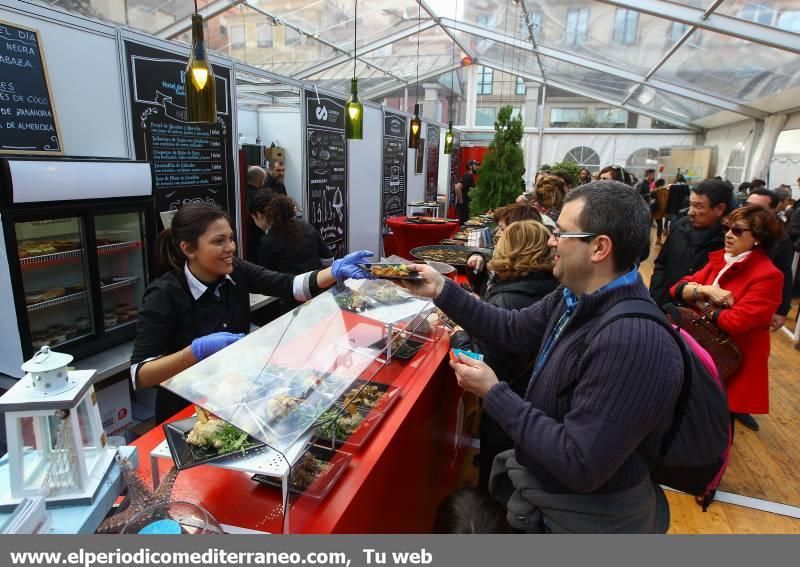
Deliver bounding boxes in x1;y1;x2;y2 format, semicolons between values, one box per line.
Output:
517;0;547;81
480;57;701;132
243;0;407;84
155;0;243;39
293;20;437;79
363;60;463;100
439;17;766;119
594;0;800;54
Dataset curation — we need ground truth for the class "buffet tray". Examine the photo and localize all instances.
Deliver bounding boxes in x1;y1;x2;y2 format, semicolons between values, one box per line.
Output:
252;444;352;500
409;245;494;267
163;416;266;471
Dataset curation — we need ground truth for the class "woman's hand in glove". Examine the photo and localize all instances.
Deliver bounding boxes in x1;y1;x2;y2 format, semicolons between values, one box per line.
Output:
190;332;245;361
331;250;375;281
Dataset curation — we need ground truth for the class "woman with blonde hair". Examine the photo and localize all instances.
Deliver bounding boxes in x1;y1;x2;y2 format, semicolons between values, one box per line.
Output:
532;175;565;229
450;220;558;489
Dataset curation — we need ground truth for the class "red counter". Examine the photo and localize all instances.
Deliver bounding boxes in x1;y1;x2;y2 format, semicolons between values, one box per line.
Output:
385;216;459;261
131;330;468;533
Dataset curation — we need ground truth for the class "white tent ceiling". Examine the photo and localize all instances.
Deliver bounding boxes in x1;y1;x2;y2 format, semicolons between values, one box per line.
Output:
42;0;800;130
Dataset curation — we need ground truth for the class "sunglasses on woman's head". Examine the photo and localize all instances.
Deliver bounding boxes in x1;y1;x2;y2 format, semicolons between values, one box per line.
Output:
721;223;752;237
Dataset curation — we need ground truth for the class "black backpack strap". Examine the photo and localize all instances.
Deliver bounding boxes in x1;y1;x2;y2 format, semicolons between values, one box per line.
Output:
584;297;693;463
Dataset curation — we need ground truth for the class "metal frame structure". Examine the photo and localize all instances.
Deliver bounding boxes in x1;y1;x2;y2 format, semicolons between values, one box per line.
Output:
47;0;800;129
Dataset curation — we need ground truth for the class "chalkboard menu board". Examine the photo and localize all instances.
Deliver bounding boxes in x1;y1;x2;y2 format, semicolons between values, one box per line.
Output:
124;41;234;227
448;132;462;208
425;124;440;202
305;90;348;258
0;20;62;155
381;111;407;231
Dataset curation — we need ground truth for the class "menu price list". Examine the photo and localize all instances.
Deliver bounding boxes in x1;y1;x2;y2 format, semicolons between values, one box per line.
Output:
0;20;61;153
425;125;440;203
305;90;348;258
149;122;226;190
381;112;407;228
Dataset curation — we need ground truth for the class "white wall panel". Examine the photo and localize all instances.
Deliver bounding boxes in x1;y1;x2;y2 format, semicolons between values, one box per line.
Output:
257;109;302;205
237;109;260;145
347;105;382;255
0;7;129;158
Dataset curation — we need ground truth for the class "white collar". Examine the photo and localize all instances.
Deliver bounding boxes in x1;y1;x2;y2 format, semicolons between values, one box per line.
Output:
184;263;236;300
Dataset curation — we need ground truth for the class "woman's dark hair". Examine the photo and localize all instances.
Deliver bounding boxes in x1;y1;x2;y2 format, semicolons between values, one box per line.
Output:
737;181;751;193
551;168;574;188
266;195;302;242
564;181;651;272
675;173;686;183
493;203;542;225
599;165;633;185
156;203;232;276
725;205;784;252
655;178;666;188
248;188;273;217
433;488;511;534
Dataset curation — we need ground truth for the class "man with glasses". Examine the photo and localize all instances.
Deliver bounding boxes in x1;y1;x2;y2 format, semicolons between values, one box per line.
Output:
649;178;733;308
403;181;682;533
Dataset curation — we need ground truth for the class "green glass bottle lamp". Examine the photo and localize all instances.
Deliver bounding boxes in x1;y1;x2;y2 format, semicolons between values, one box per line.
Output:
444;121;455;154
345;78;363;140
409;104;422;149
185;13;217;124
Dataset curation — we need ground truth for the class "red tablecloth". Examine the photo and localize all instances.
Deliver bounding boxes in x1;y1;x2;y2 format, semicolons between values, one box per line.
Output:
130;325;467;533
385;216;459;261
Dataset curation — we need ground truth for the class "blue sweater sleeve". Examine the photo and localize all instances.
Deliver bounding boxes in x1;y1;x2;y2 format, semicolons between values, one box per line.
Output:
483;318;682;493
434;279;559;355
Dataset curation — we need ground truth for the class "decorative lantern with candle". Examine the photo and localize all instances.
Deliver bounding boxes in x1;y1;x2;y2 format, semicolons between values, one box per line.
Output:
0;347;117;511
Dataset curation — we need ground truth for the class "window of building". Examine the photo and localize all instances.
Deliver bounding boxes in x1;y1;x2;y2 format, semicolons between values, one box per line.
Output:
285;27;301;46
565;8;589;47
550;107;586;127
563;146;601;171
725;142;747;185
669;21;689;44
738;4;776;25
477;66;493;96
625;148;659;180
230;24;245;49
475;107;497;127
777;11;800;33
595;108;628;127
613;8;639;45
476;14;496;28
515;77;526;96
257;23;273;48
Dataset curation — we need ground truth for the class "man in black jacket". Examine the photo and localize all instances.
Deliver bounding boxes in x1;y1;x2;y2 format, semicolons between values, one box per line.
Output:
649;178;732;307
636;169;655;201
265;160;287;196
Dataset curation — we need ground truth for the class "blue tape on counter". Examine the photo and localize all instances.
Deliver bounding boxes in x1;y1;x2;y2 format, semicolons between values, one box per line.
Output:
139;519;182;534
452;348;484;361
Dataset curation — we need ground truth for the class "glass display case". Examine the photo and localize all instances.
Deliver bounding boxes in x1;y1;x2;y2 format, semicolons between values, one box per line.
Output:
151;278;440;532
0;158;154;378
16;217;94;351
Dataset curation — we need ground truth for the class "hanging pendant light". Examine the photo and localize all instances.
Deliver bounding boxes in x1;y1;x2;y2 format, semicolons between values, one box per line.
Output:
345;0;363;139
444;121;454;154
185;2;217;123
409;103;422;149
443;1;458;156
408;2;422;149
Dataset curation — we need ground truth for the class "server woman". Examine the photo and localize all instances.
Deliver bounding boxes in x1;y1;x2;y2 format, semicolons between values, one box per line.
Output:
131;203;371;423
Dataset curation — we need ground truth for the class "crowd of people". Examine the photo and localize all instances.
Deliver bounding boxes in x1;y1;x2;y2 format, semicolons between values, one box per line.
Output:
425;164;798;532
130;155;798;533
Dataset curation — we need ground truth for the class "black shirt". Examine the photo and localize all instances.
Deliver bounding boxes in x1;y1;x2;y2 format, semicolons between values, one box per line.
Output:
131;259;321;423
264;174;287;196
258;221;333;275
665;183;690;215
460;172;475;202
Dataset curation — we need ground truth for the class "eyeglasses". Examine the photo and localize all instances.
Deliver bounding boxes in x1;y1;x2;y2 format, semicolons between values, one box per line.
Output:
551;230;598;241
721;223;752;237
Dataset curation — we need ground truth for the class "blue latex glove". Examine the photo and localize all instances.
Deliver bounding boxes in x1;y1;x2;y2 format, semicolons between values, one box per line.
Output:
331;250;375;282
190;332;245;361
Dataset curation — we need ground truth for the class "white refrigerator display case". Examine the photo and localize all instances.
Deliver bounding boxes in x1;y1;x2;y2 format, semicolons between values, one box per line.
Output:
0;159;154;378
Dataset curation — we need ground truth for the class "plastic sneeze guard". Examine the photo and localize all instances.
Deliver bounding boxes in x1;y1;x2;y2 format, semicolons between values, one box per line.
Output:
162;281;433;455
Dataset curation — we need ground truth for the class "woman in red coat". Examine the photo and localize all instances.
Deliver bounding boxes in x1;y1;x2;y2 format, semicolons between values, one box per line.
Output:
670;205;784;418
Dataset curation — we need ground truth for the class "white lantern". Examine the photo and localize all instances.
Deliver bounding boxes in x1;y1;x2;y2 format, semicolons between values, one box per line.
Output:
0;347;117;511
